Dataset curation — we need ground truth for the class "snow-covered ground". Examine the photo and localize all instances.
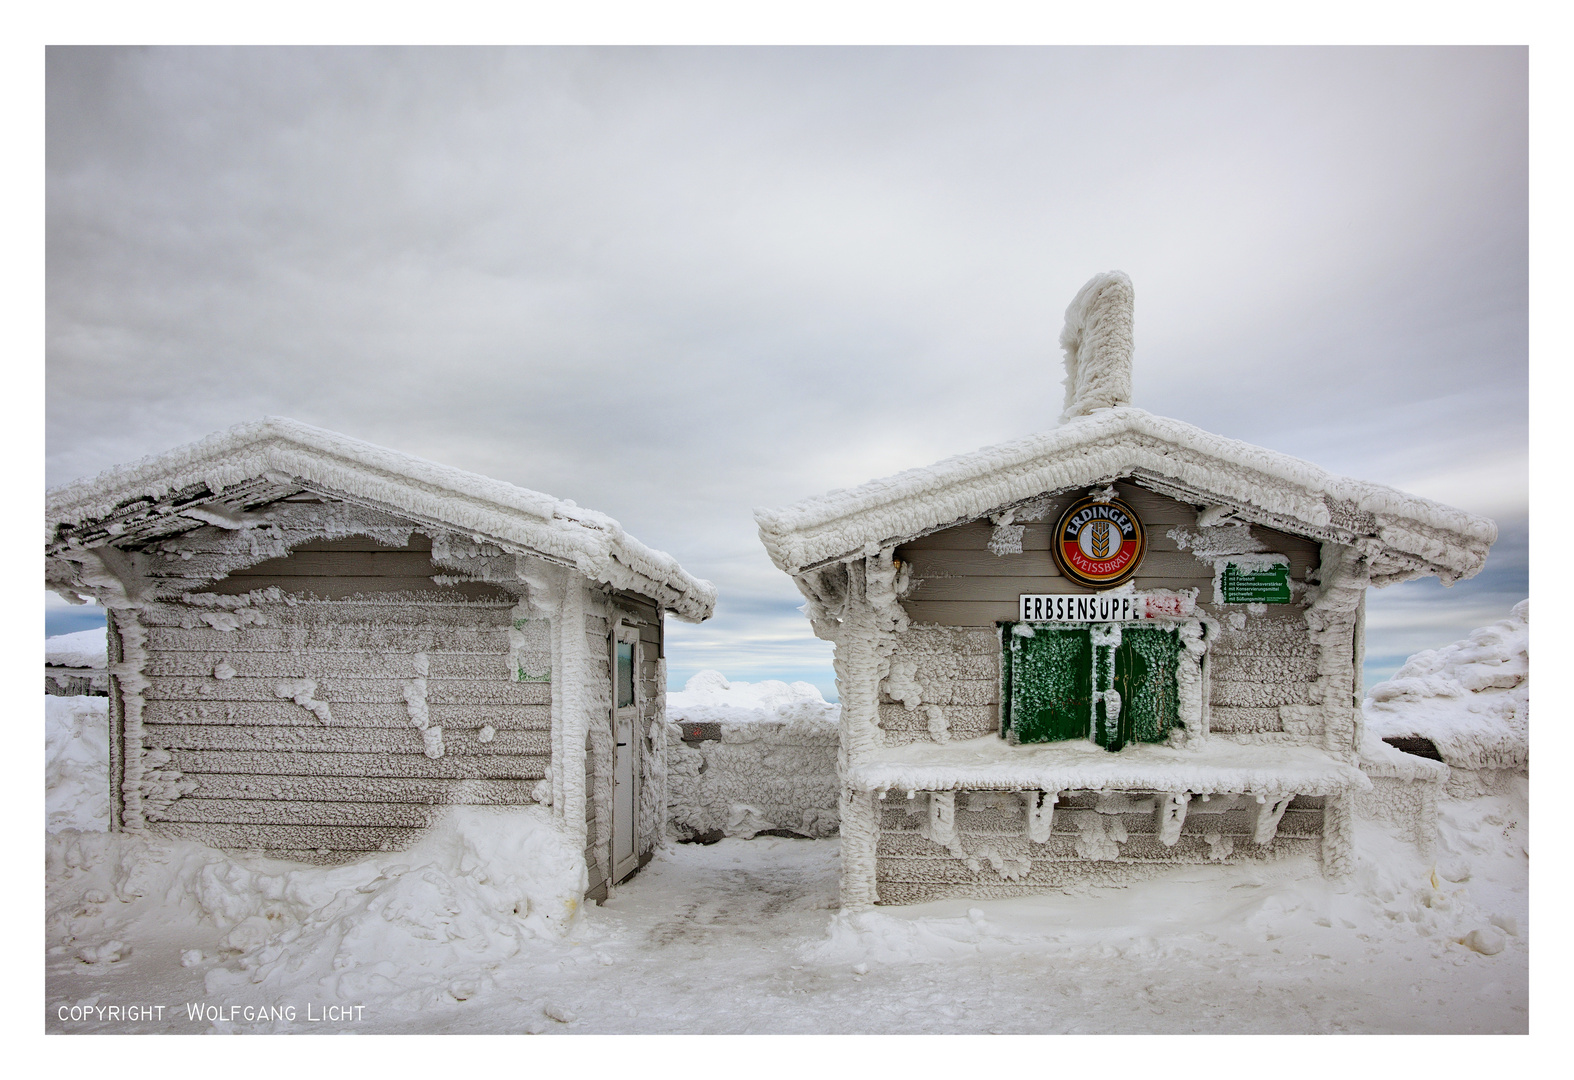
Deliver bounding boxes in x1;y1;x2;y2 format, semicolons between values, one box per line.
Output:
43;808;1528;1034
43;616;1529;1035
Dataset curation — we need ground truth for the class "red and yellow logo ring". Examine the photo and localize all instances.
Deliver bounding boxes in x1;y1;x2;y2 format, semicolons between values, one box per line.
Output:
1052;494;1146;589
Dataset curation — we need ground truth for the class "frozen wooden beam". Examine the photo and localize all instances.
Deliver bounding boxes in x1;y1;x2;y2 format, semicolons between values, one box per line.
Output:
1022;789;1057;843
927;791;957;846
1156;791;1190;847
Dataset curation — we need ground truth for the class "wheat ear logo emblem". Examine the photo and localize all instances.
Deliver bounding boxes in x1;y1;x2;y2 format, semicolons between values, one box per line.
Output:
1090;520;1111;558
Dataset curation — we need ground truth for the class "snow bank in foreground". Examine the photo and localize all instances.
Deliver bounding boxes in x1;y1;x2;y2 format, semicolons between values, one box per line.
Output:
47;805;586;1018
667;670;839;727
46;695;110;832
45;627;108;669
1363;600;1528;772
666;672;840;841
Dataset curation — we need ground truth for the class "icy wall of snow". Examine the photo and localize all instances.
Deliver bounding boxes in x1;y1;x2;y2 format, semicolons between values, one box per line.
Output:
1356;735;1447;854
664;671;840;840
47;695;111;832
1363;600;1528;792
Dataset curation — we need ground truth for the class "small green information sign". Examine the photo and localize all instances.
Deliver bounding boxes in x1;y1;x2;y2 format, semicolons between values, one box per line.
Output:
1219;561;1291;604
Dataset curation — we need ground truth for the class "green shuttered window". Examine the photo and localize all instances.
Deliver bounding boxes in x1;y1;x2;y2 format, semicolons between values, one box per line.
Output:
1003;623;1182;751
1003;625;1092;743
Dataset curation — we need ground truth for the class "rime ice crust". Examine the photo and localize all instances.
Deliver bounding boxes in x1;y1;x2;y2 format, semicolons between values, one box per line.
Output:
1059;270;1135;422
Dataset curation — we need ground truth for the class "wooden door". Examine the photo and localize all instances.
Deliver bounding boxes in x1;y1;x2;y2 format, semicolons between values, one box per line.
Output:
611;630;639;883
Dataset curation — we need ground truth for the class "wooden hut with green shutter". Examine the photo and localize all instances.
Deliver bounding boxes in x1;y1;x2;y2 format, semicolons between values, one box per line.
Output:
44;418;715;902
755;272;1496;906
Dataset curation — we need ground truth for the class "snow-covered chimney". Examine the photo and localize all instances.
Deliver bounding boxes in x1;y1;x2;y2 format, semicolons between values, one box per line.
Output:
1059;270;1134;423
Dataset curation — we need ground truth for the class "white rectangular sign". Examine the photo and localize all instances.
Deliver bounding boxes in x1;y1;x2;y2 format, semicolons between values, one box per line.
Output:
1018;592;1193;623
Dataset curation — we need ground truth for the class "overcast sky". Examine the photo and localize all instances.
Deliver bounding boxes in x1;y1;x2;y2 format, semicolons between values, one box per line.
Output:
45;46;1528;698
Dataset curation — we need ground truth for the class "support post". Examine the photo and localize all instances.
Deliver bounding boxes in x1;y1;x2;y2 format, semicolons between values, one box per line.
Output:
1023;790;1056;843
1156;791;1189;847
927;790;957;847
1248;793;1294;846
839;789;880;908
1321;792;1355;878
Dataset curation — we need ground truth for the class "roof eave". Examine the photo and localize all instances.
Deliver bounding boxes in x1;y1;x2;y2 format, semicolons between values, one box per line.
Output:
755;408;1495;586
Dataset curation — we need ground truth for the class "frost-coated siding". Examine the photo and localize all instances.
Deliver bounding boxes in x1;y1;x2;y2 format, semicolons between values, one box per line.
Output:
874;792;1327;904
120;535;545;861
872;480;1333;902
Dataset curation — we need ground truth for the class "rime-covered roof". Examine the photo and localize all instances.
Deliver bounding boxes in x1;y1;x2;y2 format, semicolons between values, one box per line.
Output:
754;406;1496;587
46;417;716;621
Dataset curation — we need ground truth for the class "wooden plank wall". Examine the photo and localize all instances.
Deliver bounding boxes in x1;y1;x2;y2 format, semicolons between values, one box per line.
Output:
894;482;1320;627
206;533;509;602
876;792;1326;904
885;481;1325;741
131;534;547;861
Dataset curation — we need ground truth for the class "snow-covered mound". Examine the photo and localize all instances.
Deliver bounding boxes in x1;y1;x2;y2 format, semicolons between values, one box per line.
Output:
667;670;839;728
46;695;110;832
45;627;108;669
47;805;587;1018
1363;600;1528;773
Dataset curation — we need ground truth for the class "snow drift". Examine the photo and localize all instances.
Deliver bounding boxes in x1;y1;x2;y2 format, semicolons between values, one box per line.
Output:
47;805;587;1018
1363;600;1528;774
46;695;110;832
667;669;840;728
46;676;588;1017
46;627;108;670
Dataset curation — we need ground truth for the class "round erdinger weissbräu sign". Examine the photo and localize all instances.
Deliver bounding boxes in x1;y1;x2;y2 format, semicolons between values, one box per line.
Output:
1053;495;1146;589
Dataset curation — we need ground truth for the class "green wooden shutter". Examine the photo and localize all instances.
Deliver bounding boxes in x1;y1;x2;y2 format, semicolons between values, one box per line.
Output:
1004;625;1092;744
1106;626;1183;750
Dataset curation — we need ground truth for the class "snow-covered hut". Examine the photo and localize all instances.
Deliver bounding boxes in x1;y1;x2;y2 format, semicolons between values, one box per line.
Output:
755;272;1496;906
45;418;715;900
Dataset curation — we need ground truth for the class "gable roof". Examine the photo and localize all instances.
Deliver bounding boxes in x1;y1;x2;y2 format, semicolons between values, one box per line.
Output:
754;406;1495;588
46;417;716;622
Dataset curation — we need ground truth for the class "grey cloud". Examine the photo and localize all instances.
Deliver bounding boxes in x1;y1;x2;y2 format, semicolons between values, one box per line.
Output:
46;47;1528;696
